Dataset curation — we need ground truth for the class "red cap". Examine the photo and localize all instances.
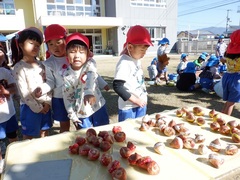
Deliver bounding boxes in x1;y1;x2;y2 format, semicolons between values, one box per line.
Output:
66;32;93;57
44;24;67;42
66;32;90;48
227;29;240;54
124;25;153;46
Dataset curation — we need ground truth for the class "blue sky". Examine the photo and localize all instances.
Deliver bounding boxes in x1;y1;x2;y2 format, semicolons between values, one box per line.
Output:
178;0;240;31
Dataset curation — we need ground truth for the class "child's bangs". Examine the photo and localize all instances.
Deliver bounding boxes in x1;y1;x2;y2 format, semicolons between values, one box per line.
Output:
21;30;42;44
66;40;87;50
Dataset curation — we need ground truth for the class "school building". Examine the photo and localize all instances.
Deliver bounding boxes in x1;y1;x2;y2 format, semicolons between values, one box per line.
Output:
0;0;178;58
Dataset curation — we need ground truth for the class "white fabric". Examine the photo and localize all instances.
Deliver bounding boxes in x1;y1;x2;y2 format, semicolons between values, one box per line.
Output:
62;58;106;122
12;60;51;113
147;64;158;80
41;55;69;98
114;54;147;110
215;42;227;57
210;66;221;79
157;46;166;56
41;55;107;98
177;61;188;72
214;79;223;98
0;68;16;122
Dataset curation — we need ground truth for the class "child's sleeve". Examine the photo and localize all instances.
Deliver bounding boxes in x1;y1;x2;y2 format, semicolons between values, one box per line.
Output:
97;74;108;90
113;80;131;101
84;59;98;95
13;64;43;113
62;75;79;122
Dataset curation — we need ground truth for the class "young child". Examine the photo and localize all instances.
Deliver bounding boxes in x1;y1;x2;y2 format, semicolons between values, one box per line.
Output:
177;53;188;74
113;25;153;122
62;32;109;129
176;62;198;91
34;24;70;133
11;27;52;140
34;24;109;132
215;35;227;59
0;47;19;172
147;57;158;81
156;53;169;85
221;29;240;115
157;38;169;57
156;38;170;84
199;55;220;93
193;54;206;70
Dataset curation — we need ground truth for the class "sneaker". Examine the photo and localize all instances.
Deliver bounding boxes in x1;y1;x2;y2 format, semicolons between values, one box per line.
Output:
53;120;60;125
0;159;5;174
0;141;6;156
202;88;210;94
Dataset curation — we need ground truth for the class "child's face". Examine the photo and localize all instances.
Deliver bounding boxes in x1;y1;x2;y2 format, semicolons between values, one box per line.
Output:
183;57;188;62
67;46;88;70
128;44;149;60
20;39;41;57
47;39;66;57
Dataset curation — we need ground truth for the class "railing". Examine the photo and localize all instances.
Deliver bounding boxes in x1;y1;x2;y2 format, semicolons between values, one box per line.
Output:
176;39;230;55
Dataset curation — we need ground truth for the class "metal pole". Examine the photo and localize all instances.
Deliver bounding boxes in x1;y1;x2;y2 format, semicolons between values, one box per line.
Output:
226;9;231;34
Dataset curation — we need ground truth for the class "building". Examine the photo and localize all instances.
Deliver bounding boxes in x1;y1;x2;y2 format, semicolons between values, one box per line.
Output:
177;30;215;41
0;0;178;57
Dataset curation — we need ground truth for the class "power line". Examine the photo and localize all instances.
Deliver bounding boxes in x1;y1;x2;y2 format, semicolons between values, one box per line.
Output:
178;0;240;17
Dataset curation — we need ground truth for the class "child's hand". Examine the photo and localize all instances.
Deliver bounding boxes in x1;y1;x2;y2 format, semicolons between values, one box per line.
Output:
135;98;147;108
34;87;42;98
129;95;147;108
0;85;10;99
40;103;50;114
84;95;96;105
104;85;110;91
0;84;7;95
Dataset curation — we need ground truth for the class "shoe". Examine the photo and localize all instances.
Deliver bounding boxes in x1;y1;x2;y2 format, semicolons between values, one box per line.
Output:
0;159;5;174
202;88;210;94
53;120;60;125
0;141;6;156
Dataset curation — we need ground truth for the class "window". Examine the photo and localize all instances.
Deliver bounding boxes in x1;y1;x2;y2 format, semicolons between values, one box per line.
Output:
0;0;15;15
47;0;99;17
146;27;166;43
130;0;166;8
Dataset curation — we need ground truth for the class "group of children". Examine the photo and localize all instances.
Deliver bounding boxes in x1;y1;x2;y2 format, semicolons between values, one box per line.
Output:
0;24;153;166
1;23;240;174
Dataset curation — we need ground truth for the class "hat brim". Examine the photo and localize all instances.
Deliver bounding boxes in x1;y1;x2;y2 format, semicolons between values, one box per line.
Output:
45;35;65;42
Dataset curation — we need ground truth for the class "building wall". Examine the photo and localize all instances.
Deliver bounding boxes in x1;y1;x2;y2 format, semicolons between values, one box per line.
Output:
107;0;178;55
0;0;35;33
1;0;178;56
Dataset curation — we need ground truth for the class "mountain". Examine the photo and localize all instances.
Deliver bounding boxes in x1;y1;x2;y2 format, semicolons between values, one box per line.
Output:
198;27;226;35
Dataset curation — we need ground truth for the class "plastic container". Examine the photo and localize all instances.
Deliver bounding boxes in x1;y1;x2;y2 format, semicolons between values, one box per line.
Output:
168;73;178;82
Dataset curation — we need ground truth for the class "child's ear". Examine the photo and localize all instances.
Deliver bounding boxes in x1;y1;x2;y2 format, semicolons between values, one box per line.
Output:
127;44;134;51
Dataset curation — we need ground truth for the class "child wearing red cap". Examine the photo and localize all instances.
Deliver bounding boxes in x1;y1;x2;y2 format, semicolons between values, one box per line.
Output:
62;32;109;129
11;27;52;140
113;25;153;122
34;24;109;132
33;24;70;133
221;29;240;115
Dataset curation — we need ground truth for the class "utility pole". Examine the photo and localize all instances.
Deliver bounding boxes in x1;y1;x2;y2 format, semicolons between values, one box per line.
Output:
237;6;240;26
226;9;231;34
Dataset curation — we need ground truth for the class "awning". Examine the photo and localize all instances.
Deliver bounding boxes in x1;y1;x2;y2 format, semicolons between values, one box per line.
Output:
0;34;7;42
6;32;18;40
